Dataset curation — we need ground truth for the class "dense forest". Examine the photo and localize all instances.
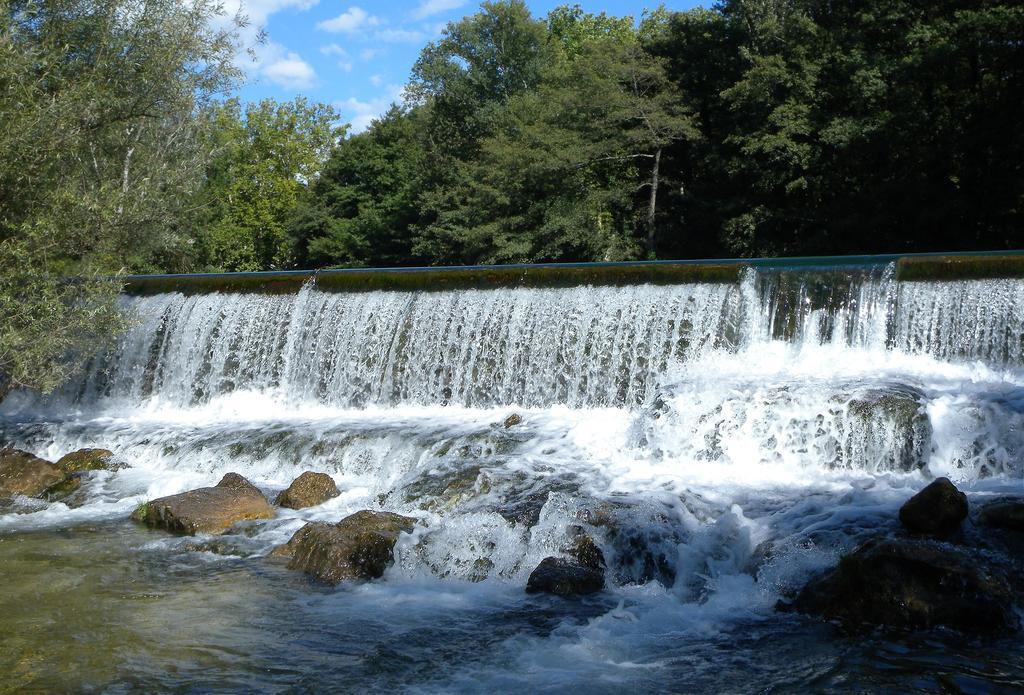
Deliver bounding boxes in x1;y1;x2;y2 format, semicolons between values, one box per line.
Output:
292;0;1024;268
1;0;1023;392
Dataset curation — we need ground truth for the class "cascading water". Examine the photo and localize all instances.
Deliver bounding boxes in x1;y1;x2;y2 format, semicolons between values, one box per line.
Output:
2;262;1023;692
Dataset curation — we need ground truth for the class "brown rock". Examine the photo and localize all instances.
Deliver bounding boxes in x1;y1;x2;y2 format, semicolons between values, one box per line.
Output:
132;473;275;535
978;499;1024;532
55;448;115;474
275;510;416;583
0;449;65;499
503;413;523;428
275;471;340;509
899;477;968;536
567;533;605;571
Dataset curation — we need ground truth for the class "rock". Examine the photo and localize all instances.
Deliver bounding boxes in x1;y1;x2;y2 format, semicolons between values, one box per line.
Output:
566;531;605;570
275;471;340;509
55;448;115;474
899;477;968;536
275;510;416;583
401;464;485;513
846;387;931;472
503;413;523;428
43;473;84;502
526;557;604;597
978;499;1024;532
585;501;680;586
782;538;1016;634
132;473;275;535
0;448;65;499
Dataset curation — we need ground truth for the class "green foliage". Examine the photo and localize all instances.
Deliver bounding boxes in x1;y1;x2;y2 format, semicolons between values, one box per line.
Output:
0;0;241;394
296;0;1024;267
199;98;344;271
290;107;425;268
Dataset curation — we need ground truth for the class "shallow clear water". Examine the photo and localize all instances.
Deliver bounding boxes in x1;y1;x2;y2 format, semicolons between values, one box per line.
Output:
2;267;1023;692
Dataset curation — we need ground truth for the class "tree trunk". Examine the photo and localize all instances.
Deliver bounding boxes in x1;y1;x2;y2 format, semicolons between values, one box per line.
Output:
646;147;661;255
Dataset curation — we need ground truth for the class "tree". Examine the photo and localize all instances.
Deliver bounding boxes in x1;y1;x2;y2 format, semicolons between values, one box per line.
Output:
411;5;696;263
289;106;426;268
0;0;240;395
200;98;343;272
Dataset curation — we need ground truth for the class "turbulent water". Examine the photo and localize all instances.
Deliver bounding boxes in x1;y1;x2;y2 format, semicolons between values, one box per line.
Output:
2;264;1024;692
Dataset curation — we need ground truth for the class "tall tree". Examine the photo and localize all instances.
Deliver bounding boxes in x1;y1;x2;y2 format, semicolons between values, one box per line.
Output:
290;106;426;268
0;0;241;395
200;98;342;272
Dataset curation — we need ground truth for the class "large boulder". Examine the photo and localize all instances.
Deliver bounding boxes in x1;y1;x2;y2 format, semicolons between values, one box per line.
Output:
132;473;275;535
275;471;340;509
899;477;968;536
977;499;1024;532
782;538;1017;634
0;448;65;499
526;556;605;597
55;448;115;474
273;510;416;583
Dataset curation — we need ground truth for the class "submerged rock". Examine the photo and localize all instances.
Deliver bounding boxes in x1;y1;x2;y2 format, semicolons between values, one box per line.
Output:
526;557;604;597
566;530;606;571
977;499;1024;532
585;500;680;586
55;448;115;474
274;510;416;583
132;473;275;535
783;538;1017;635
899;477;968;536
0;448;65;499
43;473;84;502
401;464;485;513
846;387;931;472
275;471;340;509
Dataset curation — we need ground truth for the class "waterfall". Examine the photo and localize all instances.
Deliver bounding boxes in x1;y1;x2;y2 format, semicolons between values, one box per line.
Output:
35;263;1024;415
3;261;1024;692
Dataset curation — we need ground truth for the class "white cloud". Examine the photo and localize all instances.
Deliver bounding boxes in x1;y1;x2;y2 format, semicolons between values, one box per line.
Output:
217;0;319;31
213;0;321;90
411;0;465;21
319;42;347;56
338;61;354;73
317;6;380;33
360;48;383;61
369;73;383;87
374;28;427;43
263;52;317;89
335;84;404;133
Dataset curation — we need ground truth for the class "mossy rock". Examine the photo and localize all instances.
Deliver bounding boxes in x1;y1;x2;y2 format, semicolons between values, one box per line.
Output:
43;474;83;502
899;477;968;536
0;449;64;499
274;510;417;583
132;473;275;535
977;499;1024;532
275;471;340;510
55;448;115;474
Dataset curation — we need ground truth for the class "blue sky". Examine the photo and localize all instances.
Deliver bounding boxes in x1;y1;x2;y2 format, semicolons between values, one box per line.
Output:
226;1;701;132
